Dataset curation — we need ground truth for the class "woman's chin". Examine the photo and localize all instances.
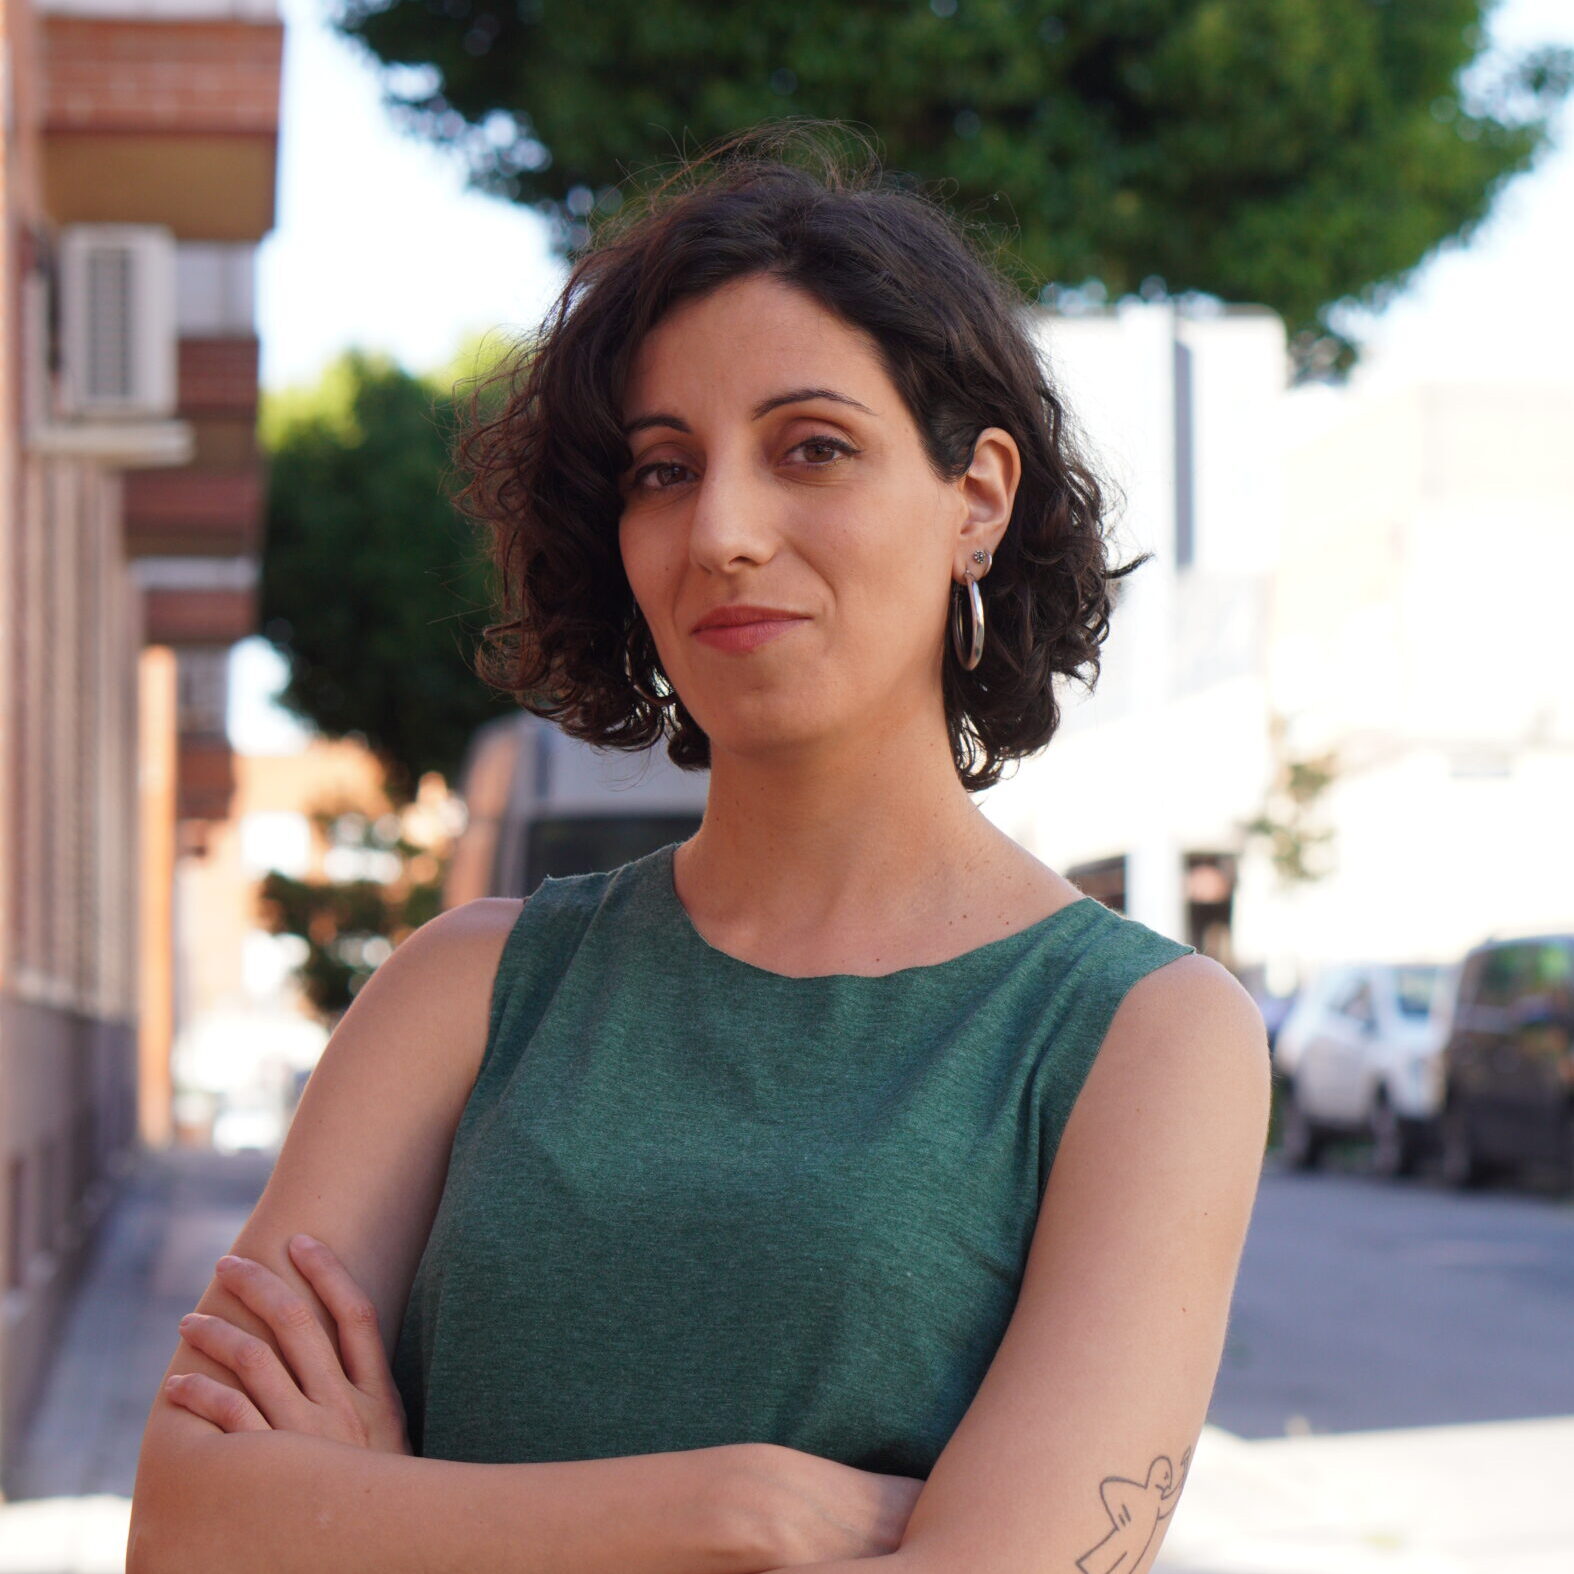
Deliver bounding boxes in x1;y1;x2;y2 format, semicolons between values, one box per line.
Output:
695;704;839;761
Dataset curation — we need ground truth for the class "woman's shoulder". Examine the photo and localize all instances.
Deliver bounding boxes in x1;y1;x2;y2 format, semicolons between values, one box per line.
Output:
1089;902;1200;961
417;855;650;965
1051;946;1272;1217
1101;948;1270;1090
433;862;637;994
422;865;618;957
376;898;530;1049
410;894;528;963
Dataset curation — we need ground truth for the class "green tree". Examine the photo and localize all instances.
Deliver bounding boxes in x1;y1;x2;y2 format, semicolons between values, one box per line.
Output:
257;800;448;1022
329;0;1570;373
259;340;517;801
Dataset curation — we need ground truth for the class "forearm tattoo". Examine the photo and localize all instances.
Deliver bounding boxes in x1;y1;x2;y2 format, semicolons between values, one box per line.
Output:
1075;1445;1193;1574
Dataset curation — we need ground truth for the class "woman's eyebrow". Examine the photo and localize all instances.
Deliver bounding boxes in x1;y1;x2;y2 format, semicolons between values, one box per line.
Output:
621;386;877;437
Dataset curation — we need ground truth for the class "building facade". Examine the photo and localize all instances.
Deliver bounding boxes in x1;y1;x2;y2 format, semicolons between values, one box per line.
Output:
980;299;1574;1001
0;0;280;1482
1262;373;1574;976
981;299;1285;981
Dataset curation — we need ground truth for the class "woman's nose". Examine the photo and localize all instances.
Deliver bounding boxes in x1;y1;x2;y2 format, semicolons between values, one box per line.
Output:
686;454;778;571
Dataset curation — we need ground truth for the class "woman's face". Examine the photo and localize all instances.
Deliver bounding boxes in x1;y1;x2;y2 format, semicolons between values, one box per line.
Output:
617;271;1018;762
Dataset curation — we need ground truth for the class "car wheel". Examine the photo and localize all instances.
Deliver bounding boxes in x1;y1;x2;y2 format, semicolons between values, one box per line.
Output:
1369;1091;1418;1179
1278;1080;1323;1170
1439;1103;1486;1190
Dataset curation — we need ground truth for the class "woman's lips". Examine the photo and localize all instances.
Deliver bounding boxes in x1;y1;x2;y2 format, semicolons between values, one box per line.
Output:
692;618;809;653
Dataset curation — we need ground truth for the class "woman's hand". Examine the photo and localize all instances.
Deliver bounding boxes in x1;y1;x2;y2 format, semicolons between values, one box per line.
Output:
728;1442;924;1568
165;1232;412;1455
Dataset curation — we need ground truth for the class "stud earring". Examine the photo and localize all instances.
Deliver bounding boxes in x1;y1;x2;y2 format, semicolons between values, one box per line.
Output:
951;547;991;671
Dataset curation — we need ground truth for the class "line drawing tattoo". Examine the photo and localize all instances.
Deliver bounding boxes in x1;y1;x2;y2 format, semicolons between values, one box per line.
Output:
1075;1445;1193;1574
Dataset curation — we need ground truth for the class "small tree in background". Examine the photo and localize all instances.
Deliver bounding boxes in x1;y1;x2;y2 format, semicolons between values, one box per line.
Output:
256;775;460;1023
1237;713;1340;889
328;0;1571;373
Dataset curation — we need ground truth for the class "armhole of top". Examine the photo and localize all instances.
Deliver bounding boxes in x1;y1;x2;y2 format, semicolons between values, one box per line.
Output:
471;881;557;1092
1034;925;1198;1210
472;875;600;1093
485;891;542;1051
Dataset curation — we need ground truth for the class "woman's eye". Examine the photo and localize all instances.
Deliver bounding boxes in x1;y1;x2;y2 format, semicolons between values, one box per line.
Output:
794;436;856;465
630;460;694;491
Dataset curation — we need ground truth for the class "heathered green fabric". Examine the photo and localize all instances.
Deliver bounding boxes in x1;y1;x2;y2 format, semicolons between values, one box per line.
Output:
391;839;1195;1476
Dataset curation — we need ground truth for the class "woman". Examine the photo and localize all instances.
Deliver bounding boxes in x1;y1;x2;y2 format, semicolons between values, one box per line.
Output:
129;123;1270;1574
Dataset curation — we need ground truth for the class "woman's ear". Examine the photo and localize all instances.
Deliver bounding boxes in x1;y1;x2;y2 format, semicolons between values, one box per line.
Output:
955;426;1021;571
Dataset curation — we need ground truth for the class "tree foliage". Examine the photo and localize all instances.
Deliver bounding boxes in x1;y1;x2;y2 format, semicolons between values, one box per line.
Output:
329;0;1570;372
256;804;446;1020
259;342;517;801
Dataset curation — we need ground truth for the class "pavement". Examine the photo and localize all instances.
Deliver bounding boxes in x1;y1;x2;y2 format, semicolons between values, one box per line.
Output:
0;1144;1567;1574
0;1144;273;1574
1152;1412;1574;1574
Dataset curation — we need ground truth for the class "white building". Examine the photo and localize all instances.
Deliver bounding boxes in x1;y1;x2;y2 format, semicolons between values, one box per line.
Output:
979;299;1574;999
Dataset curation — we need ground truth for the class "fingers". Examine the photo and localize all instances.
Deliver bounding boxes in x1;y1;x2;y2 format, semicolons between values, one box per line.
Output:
211;1252;346;1407
176;1312;316;1431
286;1234;396;1398
164;1371;270;1433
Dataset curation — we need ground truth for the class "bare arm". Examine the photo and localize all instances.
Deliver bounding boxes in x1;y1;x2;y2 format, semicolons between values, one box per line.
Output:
129;1426;749;1574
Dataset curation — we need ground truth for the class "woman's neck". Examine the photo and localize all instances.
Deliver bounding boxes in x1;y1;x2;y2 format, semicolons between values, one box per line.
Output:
672;730;1074;976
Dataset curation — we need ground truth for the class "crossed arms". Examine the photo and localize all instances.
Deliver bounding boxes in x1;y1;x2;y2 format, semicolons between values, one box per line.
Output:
128;897;1270;1574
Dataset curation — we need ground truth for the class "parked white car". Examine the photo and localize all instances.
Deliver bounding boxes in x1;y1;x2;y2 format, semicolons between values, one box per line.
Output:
1273;960;1455;1176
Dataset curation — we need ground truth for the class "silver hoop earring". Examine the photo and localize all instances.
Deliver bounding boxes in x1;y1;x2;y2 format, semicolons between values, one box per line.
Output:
950;548;991;671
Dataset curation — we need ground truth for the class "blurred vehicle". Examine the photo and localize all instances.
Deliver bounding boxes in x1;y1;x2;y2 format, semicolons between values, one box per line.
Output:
443;712;709;904
1436;932;1574;1193
1273;960;1452;1177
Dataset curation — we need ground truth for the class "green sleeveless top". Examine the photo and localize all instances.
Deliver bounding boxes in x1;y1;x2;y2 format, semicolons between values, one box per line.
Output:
391;840;1194;1477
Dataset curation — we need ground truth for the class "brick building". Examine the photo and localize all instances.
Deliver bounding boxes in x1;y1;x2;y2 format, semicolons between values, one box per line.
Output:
0;0;282;1482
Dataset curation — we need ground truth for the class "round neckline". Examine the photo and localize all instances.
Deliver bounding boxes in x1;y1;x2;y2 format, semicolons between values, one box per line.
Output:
648;840;1102;984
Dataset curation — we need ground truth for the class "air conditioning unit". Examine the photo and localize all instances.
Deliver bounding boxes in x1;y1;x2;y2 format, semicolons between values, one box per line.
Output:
57;223;178;419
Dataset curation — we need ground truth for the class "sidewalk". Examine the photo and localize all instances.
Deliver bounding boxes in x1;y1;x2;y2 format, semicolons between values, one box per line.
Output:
0;1144;272;1573
1152;1411;1574;1574
0;1144;1567;1574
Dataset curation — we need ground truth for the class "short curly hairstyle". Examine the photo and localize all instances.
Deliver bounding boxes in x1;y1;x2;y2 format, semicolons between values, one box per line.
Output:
456;119;1149;793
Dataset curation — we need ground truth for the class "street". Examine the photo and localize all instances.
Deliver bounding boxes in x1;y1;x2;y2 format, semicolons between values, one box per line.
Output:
1214;1156;1574;1438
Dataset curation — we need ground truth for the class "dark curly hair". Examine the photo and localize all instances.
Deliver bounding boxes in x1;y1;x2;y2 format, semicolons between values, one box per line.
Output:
455;119;1149;793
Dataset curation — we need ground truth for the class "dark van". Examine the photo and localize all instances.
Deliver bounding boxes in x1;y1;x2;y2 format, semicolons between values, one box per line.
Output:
1437;932;1574;1192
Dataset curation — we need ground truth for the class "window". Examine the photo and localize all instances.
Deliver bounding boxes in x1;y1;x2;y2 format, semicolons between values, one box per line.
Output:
1526;942;1574;1021
1531;943;1573;991
1478;945;1534;1010
1331;975;1377;1030
1392;964;1442;1021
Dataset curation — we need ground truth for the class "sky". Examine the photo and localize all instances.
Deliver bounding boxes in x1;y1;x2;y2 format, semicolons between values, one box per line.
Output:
256;0;565;394
234;0;1574;748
